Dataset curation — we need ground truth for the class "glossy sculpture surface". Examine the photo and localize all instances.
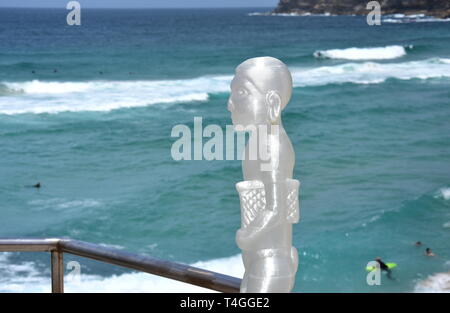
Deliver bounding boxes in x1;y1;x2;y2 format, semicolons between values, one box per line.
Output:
228;57;300;293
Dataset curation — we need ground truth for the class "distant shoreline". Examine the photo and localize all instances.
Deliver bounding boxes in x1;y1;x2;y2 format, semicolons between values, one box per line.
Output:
272;0;450;19
248;11;450;23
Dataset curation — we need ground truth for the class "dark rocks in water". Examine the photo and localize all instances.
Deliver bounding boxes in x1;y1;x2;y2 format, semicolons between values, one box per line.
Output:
273;0;450;19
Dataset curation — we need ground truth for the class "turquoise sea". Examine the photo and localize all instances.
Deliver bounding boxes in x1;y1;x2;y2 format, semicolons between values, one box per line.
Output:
0;8;449;292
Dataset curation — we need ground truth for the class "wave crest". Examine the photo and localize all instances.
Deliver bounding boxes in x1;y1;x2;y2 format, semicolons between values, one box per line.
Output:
314;45;410;60
415;271;450;292
383;14;450;24
293;57;450;86
0;77;230;114
436;188;450;200
1;58;449;114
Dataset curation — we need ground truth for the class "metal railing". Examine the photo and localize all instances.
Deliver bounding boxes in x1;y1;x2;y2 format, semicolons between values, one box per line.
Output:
0;238;241;293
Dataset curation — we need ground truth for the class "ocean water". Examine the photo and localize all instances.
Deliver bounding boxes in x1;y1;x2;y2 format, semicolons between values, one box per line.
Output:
0;8;450;293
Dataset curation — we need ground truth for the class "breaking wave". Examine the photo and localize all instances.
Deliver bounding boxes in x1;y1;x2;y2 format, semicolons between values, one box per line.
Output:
313;45;411;60
292;57;450;86
248;12;333;17
0;77;229;114
1;58;449;114
415;271;450;292
383;14;450;24
436;188;450;200
248;12;450;22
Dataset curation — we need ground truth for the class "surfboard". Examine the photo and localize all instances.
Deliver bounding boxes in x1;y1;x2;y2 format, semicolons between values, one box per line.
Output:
366;262;397;272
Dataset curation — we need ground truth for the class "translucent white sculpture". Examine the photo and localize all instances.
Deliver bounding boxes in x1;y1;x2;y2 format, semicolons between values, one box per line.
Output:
228;57;300;293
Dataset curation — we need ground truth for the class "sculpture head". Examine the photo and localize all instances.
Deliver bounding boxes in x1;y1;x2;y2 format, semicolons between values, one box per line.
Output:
228;57;292;128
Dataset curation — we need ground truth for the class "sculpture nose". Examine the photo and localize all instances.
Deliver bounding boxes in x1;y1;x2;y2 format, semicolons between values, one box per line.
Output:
227;98;234;112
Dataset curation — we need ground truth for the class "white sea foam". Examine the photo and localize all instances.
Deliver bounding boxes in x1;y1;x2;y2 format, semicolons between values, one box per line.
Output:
28;198;102;211
250;12;450;22
98;243;125;250
1;58;449;114
247;12;269;16
0;252;244;293
7;81;94;94
437;188;450;200
0;252;44;292
248;12;333;17
415;271;450;293
383;14;450;23
314;45;409;60
0;76;230;114
292;57;450;87
0;252;12;262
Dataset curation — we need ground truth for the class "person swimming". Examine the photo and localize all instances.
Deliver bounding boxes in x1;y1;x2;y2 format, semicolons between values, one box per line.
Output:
26;182;41;189
375;257;393;279
415;241;422;246
425;248;435;257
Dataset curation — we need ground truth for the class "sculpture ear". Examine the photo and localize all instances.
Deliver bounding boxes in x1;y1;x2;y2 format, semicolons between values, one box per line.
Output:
266;90;281;123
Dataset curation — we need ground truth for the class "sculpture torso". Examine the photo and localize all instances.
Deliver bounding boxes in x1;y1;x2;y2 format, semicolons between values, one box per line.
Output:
242;128;295;251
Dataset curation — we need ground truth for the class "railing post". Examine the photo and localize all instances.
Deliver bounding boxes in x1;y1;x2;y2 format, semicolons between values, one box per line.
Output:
51;250;64;293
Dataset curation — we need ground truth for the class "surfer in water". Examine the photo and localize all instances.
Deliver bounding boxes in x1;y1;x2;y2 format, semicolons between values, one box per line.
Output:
425;248;435;257
375;257;393;279
26;182;41;189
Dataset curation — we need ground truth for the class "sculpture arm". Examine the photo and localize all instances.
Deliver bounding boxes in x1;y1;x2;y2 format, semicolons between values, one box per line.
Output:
236;180;286;250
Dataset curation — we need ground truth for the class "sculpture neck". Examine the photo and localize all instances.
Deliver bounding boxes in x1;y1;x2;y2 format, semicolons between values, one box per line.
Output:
249;121;285;137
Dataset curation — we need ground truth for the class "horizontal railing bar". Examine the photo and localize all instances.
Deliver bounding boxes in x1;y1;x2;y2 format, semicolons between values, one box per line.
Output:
59;239;241;293
0;238;241;293
0;238;60;252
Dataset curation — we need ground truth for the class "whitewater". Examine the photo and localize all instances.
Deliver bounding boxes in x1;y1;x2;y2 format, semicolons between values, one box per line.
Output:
1;57;449;114
313;45;410;60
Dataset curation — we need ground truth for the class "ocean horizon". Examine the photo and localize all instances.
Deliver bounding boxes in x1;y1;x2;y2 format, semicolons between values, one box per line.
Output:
0;7;449;293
